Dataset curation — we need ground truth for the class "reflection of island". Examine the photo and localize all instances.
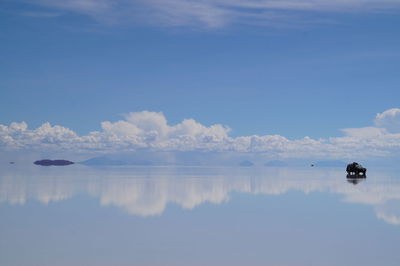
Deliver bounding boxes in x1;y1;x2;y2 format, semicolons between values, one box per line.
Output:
239;160;254;167
1;165;400;225
34;159;74;166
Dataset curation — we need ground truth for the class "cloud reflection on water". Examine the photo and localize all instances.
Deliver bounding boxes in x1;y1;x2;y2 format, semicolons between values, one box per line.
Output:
1;165;399;225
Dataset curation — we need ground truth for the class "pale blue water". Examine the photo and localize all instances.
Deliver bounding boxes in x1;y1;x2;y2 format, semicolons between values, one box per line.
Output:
1;164;400;266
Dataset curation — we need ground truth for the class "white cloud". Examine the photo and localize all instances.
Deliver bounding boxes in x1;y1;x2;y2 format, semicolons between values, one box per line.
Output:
340;127;388;138
22;0;400;28
0;121;79;150
124;111;168;136
374;108;400;133
2;109;400;159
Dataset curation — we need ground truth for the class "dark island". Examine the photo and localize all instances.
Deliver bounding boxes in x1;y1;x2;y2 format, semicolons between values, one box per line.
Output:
34;159;74;166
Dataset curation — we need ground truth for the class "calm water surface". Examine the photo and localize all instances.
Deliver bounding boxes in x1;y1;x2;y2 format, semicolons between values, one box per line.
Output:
1;164;400;266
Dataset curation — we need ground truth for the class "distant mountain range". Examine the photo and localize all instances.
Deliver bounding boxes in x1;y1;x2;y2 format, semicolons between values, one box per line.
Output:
74;153;349;168
239;160;254;167
313;160;347;167
80;156;153;166
264;160;288;167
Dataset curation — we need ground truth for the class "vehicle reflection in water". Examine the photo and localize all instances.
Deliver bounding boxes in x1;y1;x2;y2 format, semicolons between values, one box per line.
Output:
0;164;400;225
346;176;366;185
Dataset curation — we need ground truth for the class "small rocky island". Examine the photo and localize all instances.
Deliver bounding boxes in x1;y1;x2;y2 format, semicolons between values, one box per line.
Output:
34;159;74;166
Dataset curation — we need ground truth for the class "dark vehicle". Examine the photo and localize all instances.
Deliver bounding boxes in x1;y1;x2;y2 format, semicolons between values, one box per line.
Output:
346;162;367;176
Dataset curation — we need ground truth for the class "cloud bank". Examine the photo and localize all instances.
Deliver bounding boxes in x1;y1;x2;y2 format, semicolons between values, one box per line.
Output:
23;0;400;28
1;108;400;160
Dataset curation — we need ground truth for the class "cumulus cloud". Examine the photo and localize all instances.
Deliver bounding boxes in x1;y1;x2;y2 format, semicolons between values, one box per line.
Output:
0;111;232;153
340;127;388;138
21;0;400;28
1;109;400;159
0;121;79;150
374;108;400;133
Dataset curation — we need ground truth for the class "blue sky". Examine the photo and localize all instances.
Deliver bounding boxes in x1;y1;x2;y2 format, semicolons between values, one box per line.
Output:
1;0;400;160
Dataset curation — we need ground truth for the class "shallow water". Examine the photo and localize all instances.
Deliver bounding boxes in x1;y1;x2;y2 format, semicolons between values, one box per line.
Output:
1;164;400;266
